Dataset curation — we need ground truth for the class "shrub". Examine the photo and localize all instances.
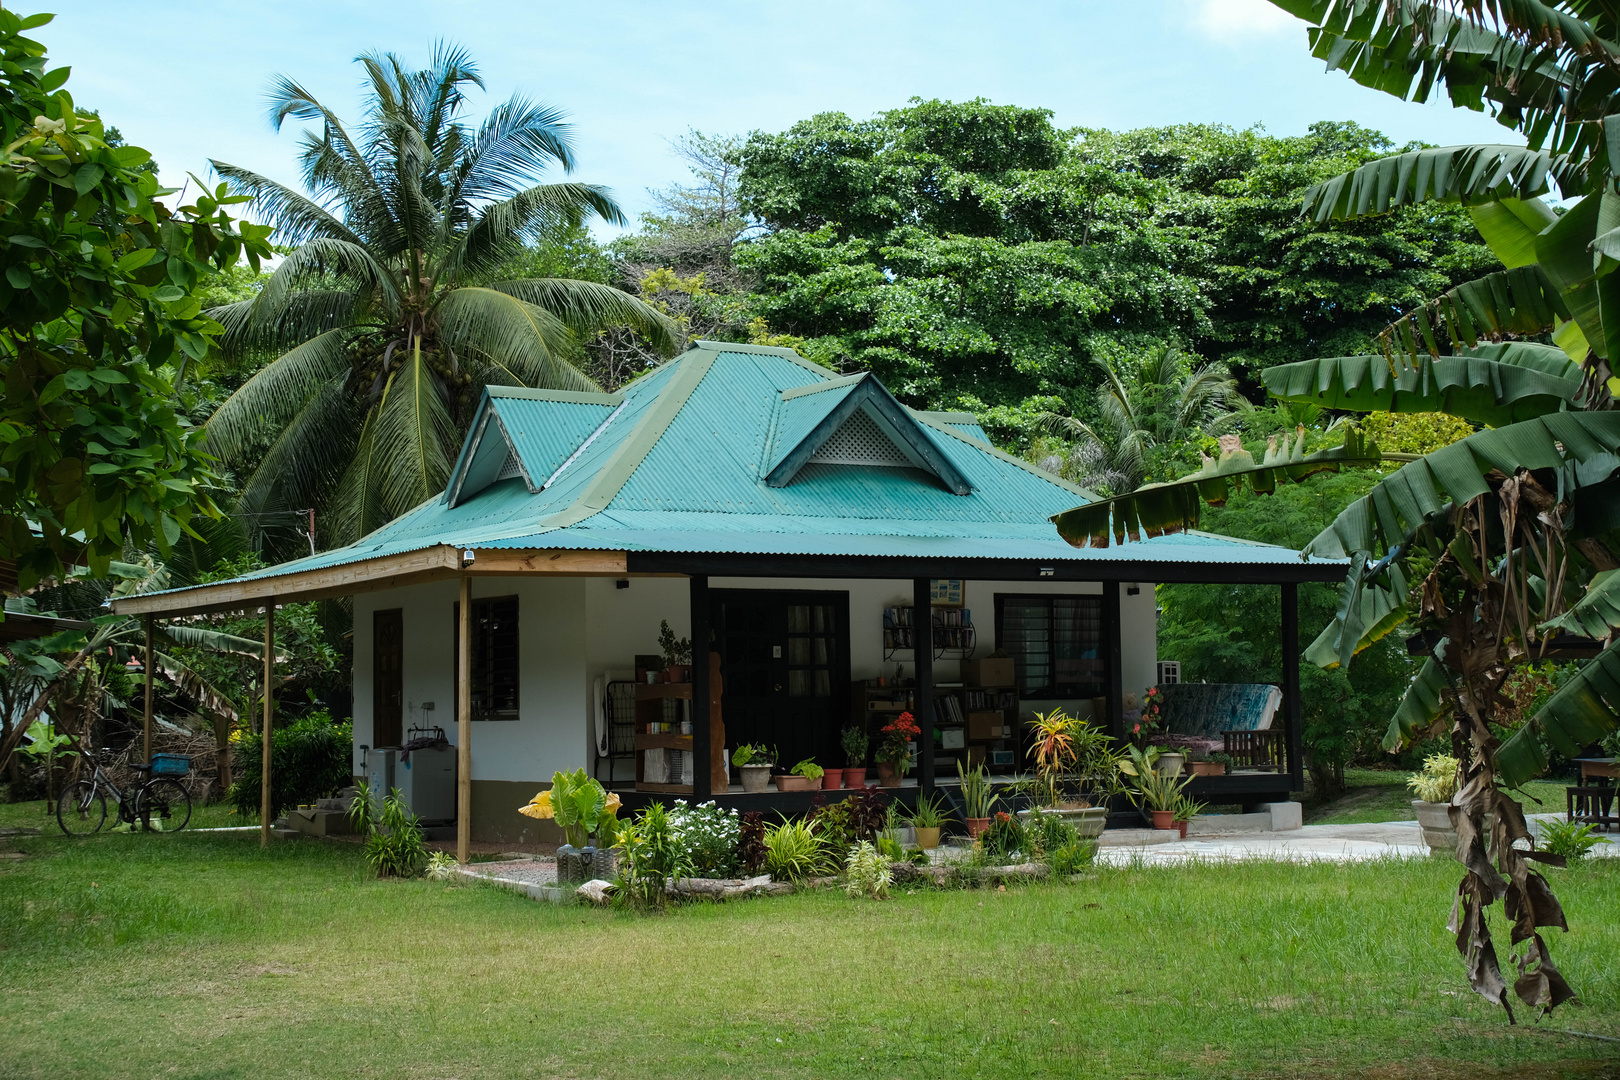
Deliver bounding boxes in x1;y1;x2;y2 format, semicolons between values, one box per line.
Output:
1050;840;1097;876
1406;754;1460;804
809;788;889;854
617;803;691;909
763;817;829;881
1540;819;1602;863
737;811;767;873
667;800;740;877
229;710;352;820
980;812;1025;861
425;851;458;881
352;787;427;878
844;841;891;899
1024;808;1079;861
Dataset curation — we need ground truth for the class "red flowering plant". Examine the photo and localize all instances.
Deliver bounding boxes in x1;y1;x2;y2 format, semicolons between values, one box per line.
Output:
1130;687;1164;750
878;711;921;774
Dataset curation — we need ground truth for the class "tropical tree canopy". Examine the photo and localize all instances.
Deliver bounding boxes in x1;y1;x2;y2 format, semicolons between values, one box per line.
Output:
204;46;678;550
1050;0;1620;1022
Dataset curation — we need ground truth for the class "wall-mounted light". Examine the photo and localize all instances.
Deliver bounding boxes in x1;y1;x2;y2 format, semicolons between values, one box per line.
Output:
615;579;630;590
1038;567;1055;577
1127;584;1140;596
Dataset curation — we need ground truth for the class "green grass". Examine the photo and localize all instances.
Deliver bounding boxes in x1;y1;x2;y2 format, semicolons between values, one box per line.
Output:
2;830;1619;1078
0;797;253;833
1307;770;1571;826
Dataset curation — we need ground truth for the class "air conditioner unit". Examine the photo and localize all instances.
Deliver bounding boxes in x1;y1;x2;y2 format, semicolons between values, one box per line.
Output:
1156;661;1181;685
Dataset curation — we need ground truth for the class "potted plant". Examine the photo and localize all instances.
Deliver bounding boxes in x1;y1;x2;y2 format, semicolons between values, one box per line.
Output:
1208;751;1234;775
1018;708;1118;838
956;758;999;837
909;792;947;850
841;725;870;788
732;744;775;793
1171;792;1205;840
657;620;692;683
1156;748;1186;777
876;712;919;787
777;758;823;792
1186;749;1225;777
518;769;621;883
1407;752;1461;855
1117;745;1189;830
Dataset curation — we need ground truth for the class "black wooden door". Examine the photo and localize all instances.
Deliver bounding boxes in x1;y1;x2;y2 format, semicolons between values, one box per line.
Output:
714;590;849;772
373;609;403;747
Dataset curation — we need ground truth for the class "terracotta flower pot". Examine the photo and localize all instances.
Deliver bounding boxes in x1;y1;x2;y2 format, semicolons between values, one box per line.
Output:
821;768;844;790
775;774;815;792
966;817;991;838
1150;809;1175;831
877;763;903;788
914;826;941;850
1189;761;1224;777
1176;820;1189;839
843;767;868;788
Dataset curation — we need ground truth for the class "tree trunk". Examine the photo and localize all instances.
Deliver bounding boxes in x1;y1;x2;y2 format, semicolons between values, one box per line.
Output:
211;711;233;793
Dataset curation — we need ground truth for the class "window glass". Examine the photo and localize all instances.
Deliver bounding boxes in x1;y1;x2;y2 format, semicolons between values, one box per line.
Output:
453;596;520;720
996;594;1104;698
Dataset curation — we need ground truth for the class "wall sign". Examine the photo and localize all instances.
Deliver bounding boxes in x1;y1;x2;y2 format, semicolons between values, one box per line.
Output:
929;579;965;607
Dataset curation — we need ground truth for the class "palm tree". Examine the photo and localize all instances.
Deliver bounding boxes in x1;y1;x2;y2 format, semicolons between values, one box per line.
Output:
204;46;678;548
1038;344;1244;494
1053;1;1620;1019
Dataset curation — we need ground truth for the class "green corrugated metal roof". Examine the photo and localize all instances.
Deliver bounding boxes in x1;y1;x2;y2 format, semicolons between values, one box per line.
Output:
152;340;1339;595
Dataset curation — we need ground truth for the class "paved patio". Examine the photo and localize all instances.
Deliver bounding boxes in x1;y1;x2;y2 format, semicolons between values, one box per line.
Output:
1094;814;1620;866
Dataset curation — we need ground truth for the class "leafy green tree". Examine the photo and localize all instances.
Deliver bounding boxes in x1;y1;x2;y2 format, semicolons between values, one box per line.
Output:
204;46;677;549
730;103;1497;439
0;9;272;587
1055;0;1620;1018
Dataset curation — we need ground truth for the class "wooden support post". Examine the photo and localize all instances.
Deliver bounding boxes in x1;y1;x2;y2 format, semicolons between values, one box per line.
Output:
1103;581;1125;743
260;604;275;848
1282;582;1304;792
142;614;154;766
457;574;472;864
689;575;712;799
912;577;935;795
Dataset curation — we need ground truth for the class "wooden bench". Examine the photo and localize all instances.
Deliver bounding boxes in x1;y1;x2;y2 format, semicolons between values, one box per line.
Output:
1567;786;1620;832
1224;729;1286;773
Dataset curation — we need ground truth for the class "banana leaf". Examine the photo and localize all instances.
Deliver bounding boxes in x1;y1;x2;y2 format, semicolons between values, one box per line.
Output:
1498;643;1620;787
1299;144;1577;222
1052;427;1385;549
1304;412;1620;560
1469;198;1559;270
1541;569;1620;639
1306;558;1411;668
1377;266;1569;367
1261;342;1582;428
1382;656;1452;752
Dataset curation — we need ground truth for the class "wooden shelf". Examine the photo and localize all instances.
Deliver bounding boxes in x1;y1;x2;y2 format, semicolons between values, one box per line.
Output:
636;782;693;794
636;733;693;751
635;682;692;700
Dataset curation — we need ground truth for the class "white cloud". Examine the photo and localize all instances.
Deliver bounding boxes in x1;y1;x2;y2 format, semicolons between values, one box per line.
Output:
1189;0;1300;43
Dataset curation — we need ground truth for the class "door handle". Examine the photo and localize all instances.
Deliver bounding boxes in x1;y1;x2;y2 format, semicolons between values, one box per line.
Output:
775;684;783;692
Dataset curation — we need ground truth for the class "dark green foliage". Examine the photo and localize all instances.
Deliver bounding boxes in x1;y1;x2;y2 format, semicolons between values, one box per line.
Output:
809;788;890;853
1157;469;1413;792
228;710;352;820
979;811;1025;860
726;105;1496;444
616;802;690;908
350;786;427;878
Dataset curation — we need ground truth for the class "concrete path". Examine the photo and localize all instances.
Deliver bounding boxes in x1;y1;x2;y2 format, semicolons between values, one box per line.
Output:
1094;814;1620;867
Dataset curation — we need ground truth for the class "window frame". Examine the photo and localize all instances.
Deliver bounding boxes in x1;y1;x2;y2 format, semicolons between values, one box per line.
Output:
993;592;1107;700
452;594;520;722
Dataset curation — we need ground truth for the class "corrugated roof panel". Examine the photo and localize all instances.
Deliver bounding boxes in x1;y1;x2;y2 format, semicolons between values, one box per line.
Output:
489;396;619;487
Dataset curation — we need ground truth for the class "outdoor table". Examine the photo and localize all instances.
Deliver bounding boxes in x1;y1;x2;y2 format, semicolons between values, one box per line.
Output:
1573;758;1620;786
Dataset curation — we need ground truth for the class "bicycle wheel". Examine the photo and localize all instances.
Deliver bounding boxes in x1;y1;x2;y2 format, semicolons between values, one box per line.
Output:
56;781;107;836
136;777;192;832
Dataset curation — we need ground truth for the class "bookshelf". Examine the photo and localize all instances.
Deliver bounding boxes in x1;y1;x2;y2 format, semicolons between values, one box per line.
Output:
881;605;976;660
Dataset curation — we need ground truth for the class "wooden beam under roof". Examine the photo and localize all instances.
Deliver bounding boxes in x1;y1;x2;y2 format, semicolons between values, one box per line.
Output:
108;546;656;617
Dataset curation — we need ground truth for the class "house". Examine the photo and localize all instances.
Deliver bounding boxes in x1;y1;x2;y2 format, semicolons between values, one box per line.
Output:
114;341;1345;852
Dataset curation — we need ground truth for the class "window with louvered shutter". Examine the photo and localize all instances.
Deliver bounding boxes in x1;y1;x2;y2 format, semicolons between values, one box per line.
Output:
994;594;1105;699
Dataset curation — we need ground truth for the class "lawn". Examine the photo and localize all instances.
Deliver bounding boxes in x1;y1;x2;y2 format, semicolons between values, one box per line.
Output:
1306;770;1572;826
2;829;1619;1078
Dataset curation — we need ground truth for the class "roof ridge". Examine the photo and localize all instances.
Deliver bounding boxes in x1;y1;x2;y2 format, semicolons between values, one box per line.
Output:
485;386;623;405
687;338;835;378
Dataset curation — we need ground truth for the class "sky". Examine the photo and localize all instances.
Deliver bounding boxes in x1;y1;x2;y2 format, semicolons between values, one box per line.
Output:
46;0;1515;237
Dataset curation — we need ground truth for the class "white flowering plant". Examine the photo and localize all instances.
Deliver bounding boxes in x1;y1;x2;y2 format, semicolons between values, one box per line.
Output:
667;800;742;878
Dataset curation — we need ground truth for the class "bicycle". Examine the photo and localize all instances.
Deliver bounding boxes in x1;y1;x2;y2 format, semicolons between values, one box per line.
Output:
55;746;193;836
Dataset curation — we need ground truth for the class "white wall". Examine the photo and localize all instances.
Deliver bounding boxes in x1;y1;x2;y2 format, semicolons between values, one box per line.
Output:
353;573;1159;787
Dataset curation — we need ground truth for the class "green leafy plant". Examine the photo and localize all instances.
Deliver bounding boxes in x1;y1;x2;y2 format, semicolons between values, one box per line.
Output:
1172;793;1206;824
657;620;691;668
356;788;427;878
877;711;919;773
229;711;353;821
844;841;892;900
1407;754;1460;805
424;851;458;881
909;792;947;830
840;724;869;767
667;799;740;878
1023;807;1079;862
763;817;828;882
1116;745;1190;813
1539;819;1602;864
1049;840;1096;877
791;758;824;780
731;743;774;768
955;758;999;819
1208;752;1235;772
1600;730;1620;759
979;811;1025;861
615;802;690;909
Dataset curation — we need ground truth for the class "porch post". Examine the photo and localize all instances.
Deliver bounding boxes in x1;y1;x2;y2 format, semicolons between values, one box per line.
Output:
260;604;274;848
142;614;154;766
1102;580;1125;742
689;574;712;799
912;577;935;794
457;574;472;864
1282;582;1304;791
